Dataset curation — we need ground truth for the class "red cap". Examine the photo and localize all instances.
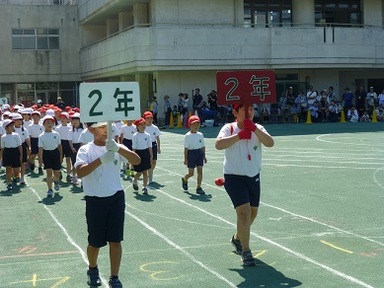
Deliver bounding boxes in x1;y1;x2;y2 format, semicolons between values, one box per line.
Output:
188;115;200;126
143;111;153;119
134;118;146;126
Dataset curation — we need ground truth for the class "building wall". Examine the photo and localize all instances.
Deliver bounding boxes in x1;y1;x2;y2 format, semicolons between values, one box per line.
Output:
0;5;81;83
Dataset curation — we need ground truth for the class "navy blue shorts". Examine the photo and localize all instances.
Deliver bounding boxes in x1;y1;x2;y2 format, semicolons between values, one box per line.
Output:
134;148;151;172
187;149;204;169
30;137;39;155
70;143;81;165
224;174;260;208
21;142;28;163
85;190;125;248
61;140;72;158
2;147;21;168
152;142;158;160
122;138;133;151
43;148;61;170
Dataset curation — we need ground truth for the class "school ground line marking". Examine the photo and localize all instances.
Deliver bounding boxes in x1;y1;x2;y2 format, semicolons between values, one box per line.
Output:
320;240;354;254
373;167;384;190
0;250;78;260
26;184;109;288
155;167;377;288
124;208;237;288
155;185;375;288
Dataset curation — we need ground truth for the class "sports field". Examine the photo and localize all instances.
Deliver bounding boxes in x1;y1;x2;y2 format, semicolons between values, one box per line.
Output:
0;122;383;288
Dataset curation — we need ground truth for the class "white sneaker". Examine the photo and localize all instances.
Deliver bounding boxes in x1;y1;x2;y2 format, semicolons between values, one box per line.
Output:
20;176;25;185
47;189;54;197
72;176;78;185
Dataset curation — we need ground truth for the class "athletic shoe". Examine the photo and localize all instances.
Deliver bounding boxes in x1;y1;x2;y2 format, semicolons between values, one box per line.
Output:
130;170;135;177
230;235;243;255
87;268;102;287
181;177;188;190
125;169;131;176
59;171;63;180
47;189;54;198
241;250;256;266
142;187;148;194
72;176;78;185
196;187;205;195
133;182;139;191
66;175;72;182
12;177;19;183
108;277;122;288
7;183;13;191
54;181;60;191
20;176;26;185
38;167;43;174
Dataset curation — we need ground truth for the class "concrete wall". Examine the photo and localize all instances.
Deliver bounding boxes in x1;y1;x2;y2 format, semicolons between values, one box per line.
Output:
0;5;81;83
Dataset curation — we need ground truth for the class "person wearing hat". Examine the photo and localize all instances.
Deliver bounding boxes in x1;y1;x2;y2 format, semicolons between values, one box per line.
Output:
131;118;152;194
56;112;73;182
366;86;377;116
13;113;31;185
74;122;140;288
27;110;44;174
68;113;83;185
181;115;207;195
143;111;161;184
0;119;22;191
38;115;63;197
215;103;274;266
55;96;66;111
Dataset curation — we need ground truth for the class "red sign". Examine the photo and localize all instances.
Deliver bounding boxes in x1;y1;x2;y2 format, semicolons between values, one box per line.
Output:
216;70;276;105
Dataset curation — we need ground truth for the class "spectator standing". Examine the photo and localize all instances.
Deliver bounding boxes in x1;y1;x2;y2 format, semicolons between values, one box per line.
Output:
192;88;203;120
378;89;384;108
55;96;66;111
148;96;158;124
306;85;318;107
342;87;354;113
163;95;172;127
366;86;377;116
355;86;367;117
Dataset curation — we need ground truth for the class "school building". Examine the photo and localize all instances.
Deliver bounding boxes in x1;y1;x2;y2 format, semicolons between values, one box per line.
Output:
1;0;384;122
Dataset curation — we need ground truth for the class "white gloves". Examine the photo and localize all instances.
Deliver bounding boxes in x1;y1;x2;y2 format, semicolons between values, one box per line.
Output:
100;151;115;164
106;139;120;152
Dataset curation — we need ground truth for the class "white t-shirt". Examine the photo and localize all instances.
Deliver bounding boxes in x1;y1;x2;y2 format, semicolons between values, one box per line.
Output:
14;126;30;143
217;122;266;177
1;133;22;149
75;142;123;197
27;122;44;138
132;131;152;150
55;124;71;140
38;131;61;151
68;127;83;144
79;128;94;145
120;124;136;140
145;124;161;142
184;131;205;150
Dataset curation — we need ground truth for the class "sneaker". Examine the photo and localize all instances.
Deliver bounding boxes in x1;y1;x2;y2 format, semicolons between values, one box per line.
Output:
142;187;148;194
12;177;19;183
7;183;13;191
108;277;122;288
125;169;131;176
38;167;43;174
54;181;60;191
87;268;102;287
20;176;25;185
133;182;139;191
59;171;63;180
181;177;188;190
230;235;243;255
66;175;72;182
47;189;54;198
72;176;78;185
241;250;256;266
196;187;205;195
130;170;135;177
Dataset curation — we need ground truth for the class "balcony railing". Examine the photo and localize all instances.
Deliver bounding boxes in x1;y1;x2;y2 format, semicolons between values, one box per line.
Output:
0;0;77;5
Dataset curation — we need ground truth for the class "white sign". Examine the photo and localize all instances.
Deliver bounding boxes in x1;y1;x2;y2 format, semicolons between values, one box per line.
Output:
79;82;141;122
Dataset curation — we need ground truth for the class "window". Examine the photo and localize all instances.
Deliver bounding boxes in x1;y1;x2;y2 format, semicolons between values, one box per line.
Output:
315;0;361;26
244;0;292;28
12;28;59;50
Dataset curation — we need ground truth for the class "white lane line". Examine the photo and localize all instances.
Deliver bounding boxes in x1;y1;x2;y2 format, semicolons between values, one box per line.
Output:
150;183;375;288
125;208;237;288
27;185;109;288
373;167;384;190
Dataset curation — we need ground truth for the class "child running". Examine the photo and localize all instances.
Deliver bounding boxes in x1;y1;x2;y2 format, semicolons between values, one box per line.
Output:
74;122;140;288
132;118;152;194
181;115;207;195
0;119;22;191
38;115;63;198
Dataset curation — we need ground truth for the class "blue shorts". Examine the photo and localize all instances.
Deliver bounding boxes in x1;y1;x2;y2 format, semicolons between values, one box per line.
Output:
61;139;72;158
134;148;151;172
187;149;204;169
122;138;133;151
43;148;61;170
31;137;39;155
224;174;260;208
85;190;125;248
2;147;21;168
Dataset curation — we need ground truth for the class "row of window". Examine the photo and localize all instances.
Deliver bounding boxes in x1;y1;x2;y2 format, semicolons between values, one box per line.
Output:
244;0;361;27
12;28;59;50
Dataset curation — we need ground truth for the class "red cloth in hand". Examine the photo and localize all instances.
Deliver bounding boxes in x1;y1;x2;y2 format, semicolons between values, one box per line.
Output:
238;129;252;140
243;119;256;132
